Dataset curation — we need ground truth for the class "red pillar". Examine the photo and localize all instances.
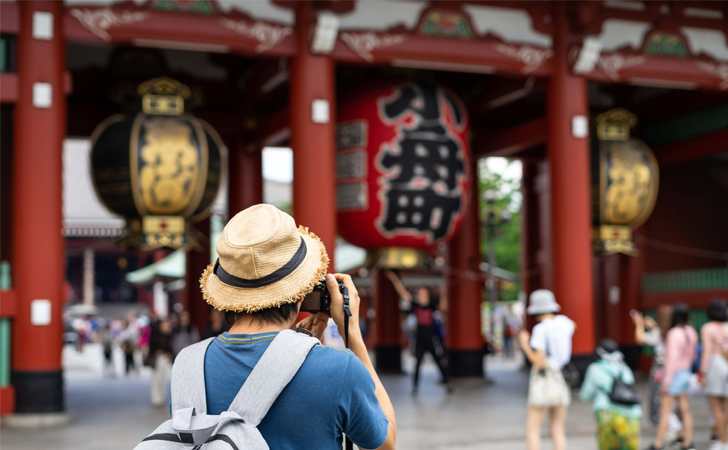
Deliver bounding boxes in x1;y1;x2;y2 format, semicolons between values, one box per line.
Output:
521;160;542;331
620;228;646;345
596;254;620;343
11;1;67;414
228;136;263;215
547;2;595;356
290;1;336;268
446;163;484;377
371;270;402;373
187;220;212;336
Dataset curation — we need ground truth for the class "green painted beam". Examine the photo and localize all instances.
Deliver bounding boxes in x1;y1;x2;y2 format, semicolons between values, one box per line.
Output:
642;268;728;292
0;319;9;387
642;103;728;148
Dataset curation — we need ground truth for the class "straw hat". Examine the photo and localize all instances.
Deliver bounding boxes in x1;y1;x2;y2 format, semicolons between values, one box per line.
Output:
526;289;561;316
200;204;329;312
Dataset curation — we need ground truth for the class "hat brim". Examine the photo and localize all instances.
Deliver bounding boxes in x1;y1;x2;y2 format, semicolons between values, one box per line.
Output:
200;226;329;313
526;304;561;316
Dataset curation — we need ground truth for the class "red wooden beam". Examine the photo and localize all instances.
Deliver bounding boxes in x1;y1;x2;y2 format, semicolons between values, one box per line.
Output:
332;32;554;77
0;74;17;104
588;51;728;92
245;107;290;152
472;117;546;158
469;77;543;114
0;1;18;33
63;5;296;57
654;128;728;165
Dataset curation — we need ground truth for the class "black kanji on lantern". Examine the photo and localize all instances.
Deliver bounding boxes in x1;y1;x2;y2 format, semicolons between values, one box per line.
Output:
376;83;466;242
381;187;462;240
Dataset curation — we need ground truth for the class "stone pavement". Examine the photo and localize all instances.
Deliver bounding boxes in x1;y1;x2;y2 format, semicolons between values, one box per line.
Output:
0;344;718;449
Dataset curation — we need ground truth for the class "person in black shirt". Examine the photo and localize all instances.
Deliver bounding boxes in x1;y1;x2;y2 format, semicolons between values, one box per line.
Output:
385;271;452;396
148;318;174;407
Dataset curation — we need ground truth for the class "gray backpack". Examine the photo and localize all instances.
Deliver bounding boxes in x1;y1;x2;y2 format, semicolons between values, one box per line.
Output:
135;330;318;450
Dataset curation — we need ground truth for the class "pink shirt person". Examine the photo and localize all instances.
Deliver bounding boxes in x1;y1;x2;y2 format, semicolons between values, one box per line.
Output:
700;321;728;376
662;325;698;388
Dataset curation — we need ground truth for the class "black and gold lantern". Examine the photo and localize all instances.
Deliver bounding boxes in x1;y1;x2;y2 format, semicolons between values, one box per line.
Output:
91;77;226;249
592;108;659;255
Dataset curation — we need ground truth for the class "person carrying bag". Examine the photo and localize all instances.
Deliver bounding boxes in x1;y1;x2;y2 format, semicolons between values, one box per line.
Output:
519;289;575;450
580;339;642;450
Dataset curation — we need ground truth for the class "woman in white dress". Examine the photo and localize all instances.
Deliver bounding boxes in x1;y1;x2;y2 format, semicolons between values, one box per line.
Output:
519;289;575;450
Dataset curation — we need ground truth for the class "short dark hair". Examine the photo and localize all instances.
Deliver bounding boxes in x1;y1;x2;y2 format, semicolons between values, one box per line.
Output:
670;303;690;328
707;298;728;322
224;302;300;326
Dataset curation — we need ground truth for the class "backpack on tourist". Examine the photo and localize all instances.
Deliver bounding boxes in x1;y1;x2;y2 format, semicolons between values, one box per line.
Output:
601;361;640;406
134;329;318;450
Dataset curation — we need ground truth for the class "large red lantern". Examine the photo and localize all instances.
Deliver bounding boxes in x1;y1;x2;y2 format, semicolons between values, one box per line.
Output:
336;81;471;255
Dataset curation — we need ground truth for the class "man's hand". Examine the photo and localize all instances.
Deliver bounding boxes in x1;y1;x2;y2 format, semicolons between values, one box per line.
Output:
296;313;329;341
630;309;643;326
326;273;362;344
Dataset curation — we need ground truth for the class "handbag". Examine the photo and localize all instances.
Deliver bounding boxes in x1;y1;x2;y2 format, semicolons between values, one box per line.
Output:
544;326;580;387
561;362;581;388
528;358;569;407
600;362;640;406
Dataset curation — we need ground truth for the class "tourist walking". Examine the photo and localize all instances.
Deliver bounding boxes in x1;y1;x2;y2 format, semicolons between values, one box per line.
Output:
99;323;115;377
119;318;139;376
519;289;575;450
385;270;452;396
580;339;642;450
700;298;728;450
632;306;671;426
646;303;698;450
503;316;515;358
171;310;199;358
148;317;174;408
633;306;688;446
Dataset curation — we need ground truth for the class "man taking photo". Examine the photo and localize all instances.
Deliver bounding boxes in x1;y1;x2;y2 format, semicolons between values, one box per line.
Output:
191;204;396;449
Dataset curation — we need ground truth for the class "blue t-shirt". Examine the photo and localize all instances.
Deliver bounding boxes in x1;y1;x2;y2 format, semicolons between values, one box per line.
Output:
201;332;388;450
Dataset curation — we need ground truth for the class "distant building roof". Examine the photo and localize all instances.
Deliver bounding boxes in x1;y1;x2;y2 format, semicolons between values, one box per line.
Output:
63;139;125;237
263;179;291;208
62;139;228;238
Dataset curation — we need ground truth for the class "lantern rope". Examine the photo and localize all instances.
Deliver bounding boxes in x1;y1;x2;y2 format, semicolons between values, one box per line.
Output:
636;236;728;262
443;265;542;283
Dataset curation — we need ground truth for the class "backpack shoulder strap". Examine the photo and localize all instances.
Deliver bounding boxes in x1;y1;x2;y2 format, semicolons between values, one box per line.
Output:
227;329;319;426
170;337;216;414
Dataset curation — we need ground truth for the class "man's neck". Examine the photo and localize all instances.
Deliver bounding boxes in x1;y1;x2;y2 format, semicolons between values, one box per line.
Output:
228;317;295;335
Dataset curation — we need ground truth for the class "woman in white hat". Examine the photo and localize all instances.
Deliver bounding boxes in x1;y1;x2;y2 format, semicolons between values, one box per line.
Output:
519;289;576;450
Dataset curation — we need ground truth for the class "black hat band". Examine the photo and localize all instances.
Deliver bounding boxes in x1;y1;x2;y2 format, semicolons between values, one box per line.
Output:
213;237;307;288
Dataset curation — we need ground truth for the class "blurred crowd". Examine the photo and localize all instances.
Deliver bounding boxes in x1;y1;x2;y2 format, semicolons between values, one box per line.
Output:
64;308;231;407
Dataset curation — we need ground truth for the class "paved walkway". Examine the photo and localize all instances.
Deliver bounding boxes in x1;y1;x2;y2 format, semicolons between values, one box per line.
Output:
0;344;718;449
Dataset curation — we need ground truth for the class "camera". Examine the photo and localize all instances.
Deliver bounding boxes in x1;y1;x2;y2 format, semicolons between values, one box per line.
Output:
300;279;347;314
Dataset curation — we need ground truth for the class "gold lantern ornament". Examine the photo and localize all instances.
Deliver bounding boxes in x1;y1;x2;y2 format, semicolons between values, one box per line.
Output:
592;108;659;255
90;77;226;250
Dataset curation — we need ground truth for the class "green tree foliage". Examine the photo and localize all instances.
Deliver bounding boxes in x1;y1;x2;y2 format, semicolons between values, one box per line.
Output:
478;159;522;301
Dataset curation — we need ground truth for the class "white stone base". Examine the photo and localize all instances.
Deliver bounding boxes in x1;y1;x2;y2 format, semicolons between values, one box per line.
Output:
1;412;73;428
